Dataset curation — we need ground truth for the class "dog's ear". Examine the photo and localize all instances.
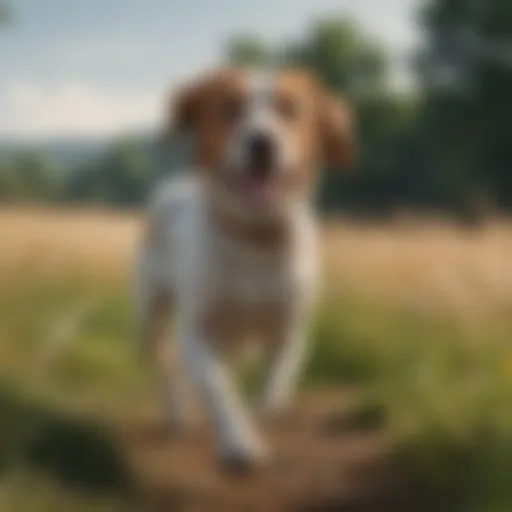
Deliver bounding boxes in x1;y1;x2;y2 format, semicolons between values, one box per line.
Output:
166;70;231;138
316;84;356;171
167;79;204;135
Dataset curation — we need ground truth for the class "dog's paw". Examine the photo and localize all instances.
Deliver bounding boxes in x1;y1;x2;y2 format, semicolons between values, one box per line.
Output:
220;454;263;475
219;448;269;475
219;436;269;475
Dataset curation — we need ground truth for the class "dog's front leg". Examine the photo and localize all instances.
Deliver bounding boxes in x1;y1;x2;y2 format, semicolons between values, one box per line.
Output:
178;322;267;470
260;296;313;416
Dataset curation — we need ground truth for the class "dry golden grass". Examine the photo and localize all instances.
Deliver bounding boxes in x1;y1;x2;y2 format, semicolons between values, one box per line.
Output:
322;219;512;318
2;207;512;317
0;206;141;281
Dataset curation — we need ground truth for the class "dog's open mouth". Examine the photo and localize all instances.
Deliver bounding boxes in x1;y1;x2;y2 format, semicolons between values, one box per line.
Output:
241;165;280;205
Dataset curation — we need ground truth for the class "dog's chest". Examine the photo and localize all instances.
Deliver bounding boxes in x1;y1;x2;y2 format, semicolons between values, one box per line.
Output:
201;234;297;343
214;237;291;299
203;294;287;346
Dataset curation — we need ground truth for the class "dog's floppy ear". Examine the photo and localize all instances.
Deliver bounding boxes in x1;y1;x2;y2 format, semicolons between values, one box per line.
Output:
166;69;231;137
168;79;204;135
316;84;356;171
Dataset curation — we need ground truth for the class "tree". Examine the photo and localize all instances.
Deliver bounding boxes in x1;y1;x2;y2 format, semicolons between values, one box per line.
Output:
67;137;155;206
419;0;512;212
0;151;62;202
281;18;388;100
225;34;270;67
0;157;16;200
17;152;61;201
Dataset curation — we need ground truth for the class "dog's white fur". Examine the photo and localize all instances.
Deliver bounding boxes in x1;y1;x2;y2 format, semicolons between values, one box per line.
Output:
136;173;317;463
134;70;343;468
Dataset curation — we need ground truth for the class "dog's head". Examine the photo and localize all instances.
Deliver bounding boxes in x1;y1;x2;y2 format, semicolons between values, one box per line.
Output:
168;68;355;219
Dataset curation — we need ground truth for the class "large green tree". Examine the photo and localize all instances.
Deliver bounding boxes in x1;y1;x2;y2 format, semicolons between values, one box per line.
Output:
280;18;387;99
419;0;512;212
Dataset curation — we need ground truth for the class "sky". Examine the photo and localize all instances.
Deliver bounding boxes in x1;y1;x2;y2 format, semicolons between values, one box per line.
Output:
0;0;420;141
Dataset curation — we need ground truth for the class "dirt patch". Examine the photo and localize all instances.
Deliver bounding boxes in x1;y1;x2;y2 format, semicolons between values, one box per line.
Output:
119;391;413;511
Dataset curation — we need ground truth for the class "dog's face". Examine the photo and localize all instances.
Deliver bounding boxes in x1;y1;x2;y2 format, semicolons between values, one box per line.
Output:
170;68;355;219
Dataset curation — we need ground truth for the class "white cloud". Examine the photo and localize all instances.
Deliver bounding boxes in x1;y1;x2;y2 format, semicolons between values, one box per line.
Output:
0;82;163;140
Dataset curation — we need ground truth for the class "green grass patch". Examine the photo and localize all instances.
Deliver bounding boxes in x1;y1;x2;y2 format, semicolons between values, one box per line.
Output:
307;293;512;511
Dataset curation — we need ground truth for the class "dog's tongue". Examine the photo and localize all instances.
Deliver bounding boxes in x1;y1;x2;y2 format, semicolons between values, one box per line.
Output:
245;178;276;204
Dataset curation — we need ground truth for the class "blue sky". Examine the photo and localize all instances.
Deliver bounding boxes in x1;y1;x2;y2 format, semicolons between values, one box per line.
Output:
0;0;419;140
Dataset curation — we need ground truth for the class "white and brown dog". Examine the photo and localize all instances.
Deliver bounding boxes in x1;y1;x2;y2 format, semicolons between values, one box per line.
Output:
135;68;354;471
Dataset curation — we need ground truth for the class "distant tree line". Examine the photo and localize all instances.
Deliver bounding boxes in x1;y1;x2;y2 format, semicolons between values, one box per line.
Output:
1;0;512;218
0;139;159;207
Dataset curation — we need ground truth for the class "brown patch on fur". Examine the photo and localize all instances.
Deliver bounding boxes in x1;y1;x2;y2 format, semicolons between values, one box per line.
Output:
211;201;292;249
275;70;355;174
171;68;251;169
273;71;322;189
315;81;356;170
202;294;289;349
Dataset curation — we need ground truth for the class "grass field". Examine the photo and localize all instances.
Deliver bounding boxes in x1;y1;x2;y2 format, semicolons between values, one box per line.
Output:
1;207;512;511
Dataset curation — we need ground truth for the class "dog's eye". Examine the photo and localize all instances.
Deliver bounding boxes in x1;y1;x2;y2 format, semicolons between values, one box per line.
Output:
275;96;300;121
219;97;244;123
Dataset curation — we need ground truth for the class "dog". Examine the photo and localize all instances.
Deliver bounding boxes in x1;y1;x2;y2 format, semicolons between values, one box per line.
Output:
135;68;354;471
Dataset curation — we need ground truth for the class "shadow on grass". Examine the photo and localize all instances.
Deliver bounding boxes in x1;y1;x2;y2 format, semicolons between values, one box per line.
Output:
0;382;131;496
394;427;512;512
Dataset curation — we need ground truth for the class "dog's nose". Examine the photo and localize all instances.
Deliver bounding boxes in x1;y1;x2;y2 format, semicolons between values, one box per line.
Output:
246;131;275;173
